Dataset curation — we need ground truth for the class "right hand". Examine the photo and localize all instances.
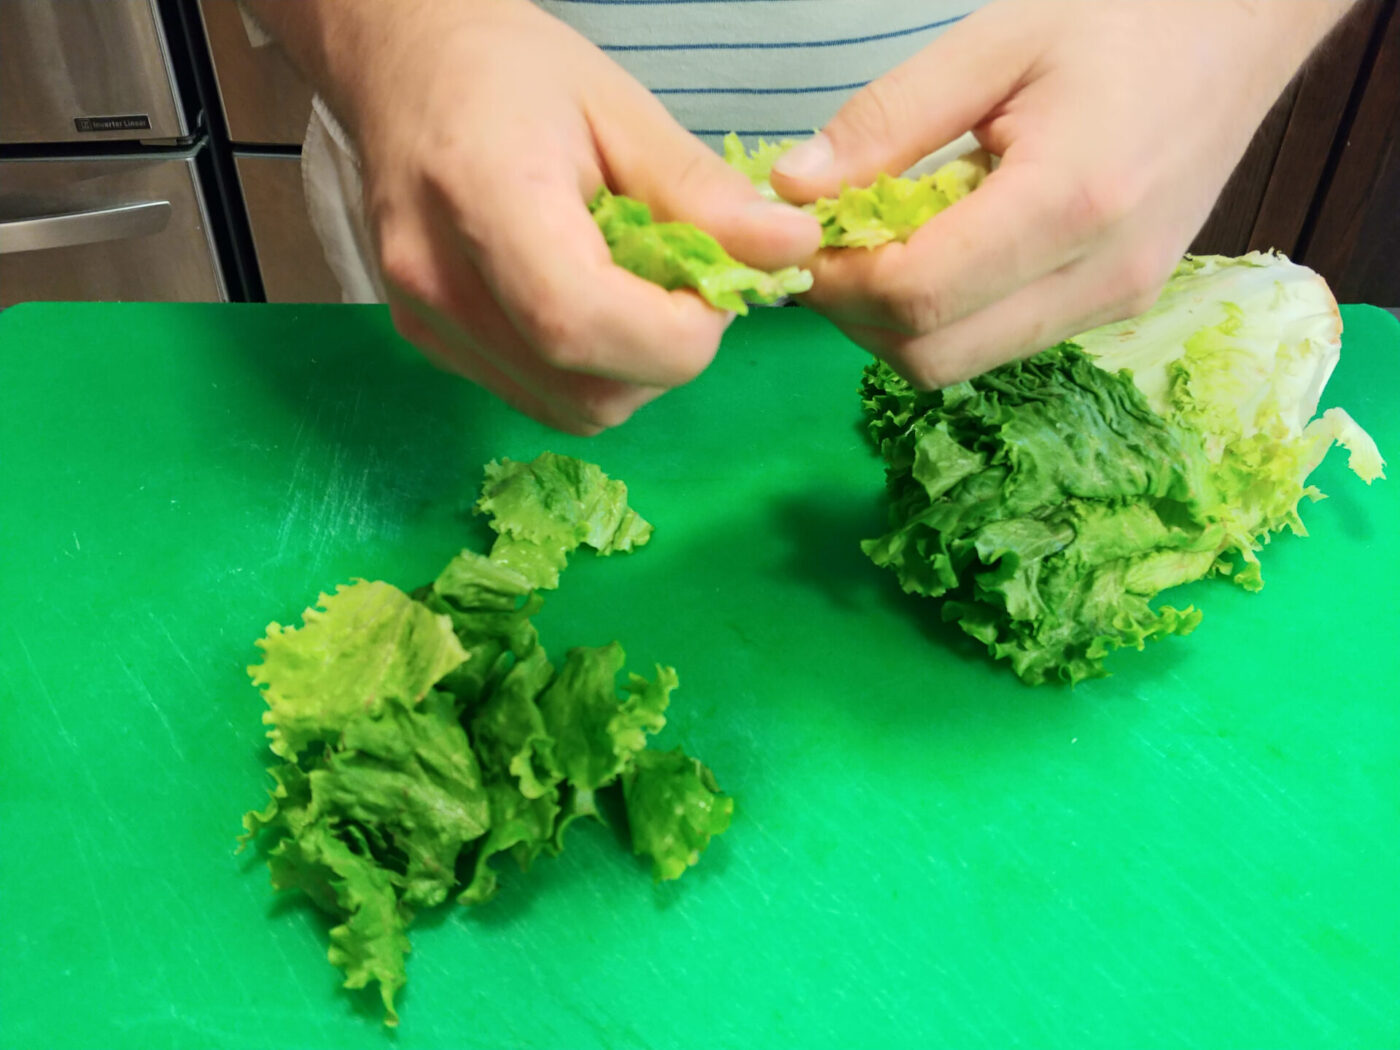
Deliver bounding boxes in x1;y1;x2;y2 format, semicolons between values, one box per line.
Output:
321;0;820;433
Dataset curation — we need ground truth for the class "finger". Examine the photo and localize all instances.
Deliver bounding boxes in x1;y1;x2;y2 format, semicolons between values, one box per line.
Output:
834;248;1169;389
798;160;1099;334
425;140;734;389
390;223;667;431
770;7;1031;202
388;294;601;435
587;76;821;269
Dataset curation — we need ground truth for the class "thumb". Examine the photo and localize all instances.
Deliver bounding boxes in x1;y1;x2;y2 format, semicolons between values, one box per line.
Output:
770;12;1027;203
588;81;821;270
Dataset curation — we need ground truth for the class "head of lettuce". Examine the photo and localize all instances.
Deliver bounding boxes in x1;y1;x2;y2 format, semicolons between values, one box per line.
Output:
860;252;1384;685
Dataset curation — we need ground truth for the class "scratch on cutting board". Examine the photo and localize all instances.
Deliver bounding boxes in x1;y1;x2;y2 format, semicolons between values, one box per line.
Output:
117;655;189;763
52;789;121;975
11;627;81;754
151;613;200;685
11;627;147;869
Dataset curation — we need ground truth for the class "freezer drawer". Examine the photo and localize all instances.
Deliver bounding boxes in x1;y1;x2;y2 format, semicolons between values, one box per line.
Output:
200;0;313;146
0;0;189;144
234;153;340;303
0;151;225;305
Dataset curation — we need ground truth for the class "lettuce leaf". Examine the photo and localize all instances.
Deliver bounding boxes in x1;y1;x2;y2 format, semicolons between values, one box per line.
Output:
251;580;468;760
589;187;812;313
421;549;542;705
241;452;731;1024
862;346;1215;684
314;689;490;908
245;770;413;1026
476;451;653;590
593;134;990;306
723;133;793;201
538;643;674;792
1077;252;1384;585
624;748;735;881
724;132;990;247
294;823;411;1027
863;254;1383;684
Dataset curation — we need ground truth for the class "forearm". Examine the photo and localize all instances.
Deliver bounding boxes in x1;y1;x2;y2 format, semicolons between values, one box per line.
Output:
1204;0;1356;129
242;0;432;135
1252;0;1354;67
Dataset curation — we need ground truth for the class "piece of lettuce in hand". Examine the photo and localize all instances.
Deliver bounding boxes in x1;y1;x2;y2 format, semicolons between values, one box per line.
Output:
863;253;1383;684
623;748;734;881
589;187;812;314
723;132;991;247
723;133;794;201
475;451;653;590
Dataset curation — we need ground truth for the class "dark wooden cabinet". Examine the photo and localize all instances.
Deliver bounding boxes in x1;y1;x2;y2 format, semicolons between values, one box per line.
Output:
1192;0;1399;305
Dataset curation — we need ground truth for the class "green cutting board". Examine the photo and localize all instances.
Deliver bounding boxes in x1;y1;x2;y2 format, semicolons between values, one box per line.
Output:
2;302;1397;1049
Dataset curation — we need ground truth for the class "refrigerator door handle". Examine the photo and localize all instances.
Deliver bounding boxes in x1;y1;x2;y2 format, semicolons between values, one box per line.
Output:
0;200;171;254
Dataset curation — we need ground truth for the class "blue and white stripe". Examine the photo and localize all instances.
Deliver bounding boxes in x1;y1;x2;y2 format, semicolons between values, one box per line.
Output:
534;0;980;149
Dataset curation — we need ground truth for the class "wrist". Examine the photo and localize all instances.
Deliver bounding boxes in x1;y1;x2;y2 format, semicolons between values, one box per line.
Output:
242;0;454;147
1246;0;1353;68
1204;0;1354;125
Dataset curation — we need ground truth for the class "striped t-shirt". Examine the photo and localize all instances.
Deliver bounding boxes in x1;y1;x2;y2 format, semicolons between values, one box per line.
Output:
531;0;979;150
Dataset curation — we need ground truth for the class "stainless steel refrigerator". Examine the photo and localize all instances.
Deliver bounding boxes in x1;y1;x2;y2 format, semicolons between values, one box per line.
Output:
197;0;340;303
0;0;226;305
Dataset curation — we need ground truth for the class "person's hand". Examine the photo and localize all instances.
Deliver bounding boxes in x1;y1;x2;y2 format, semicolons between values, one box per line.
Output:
256;0;819;433
769;0;1347;388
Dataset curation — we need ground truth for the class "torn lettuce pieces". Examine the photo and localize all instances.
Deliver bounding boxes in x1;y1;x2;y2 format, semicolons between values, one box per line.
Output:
589;187;811;313
476;450;654;590
592;134;990;307
723;132;991;247
240;453;731;1026
862;253;1383;685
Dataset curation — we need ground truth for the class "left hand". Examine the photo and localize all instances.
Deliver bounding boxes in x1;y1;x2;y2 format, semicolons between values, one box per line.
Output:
769;0;1348;388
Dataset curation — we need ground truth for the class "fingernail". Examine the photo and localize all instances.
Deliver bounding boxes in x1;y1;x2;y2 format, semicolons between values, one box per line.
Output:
773;133;833;179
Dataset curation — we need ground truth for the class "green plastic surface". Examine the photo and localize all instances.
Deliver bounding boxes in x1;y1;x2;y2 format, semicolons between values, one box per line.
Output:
2;301;1397;1049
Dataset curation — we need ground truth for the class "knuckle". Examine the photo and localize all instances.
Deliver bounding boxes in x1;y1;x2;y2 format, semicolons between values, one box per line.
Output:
666;150;726;209
420;154;499;252
571;387;638;431
1123;288;1162;319
1118;250;1172;315
1020;316;1060;355
388;301;430;345
885;278;950;336
897;351;964;391
559;419;606;438
378;234;435;306
667;318;723;382
521;291;595;370
1064;173;1136;238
